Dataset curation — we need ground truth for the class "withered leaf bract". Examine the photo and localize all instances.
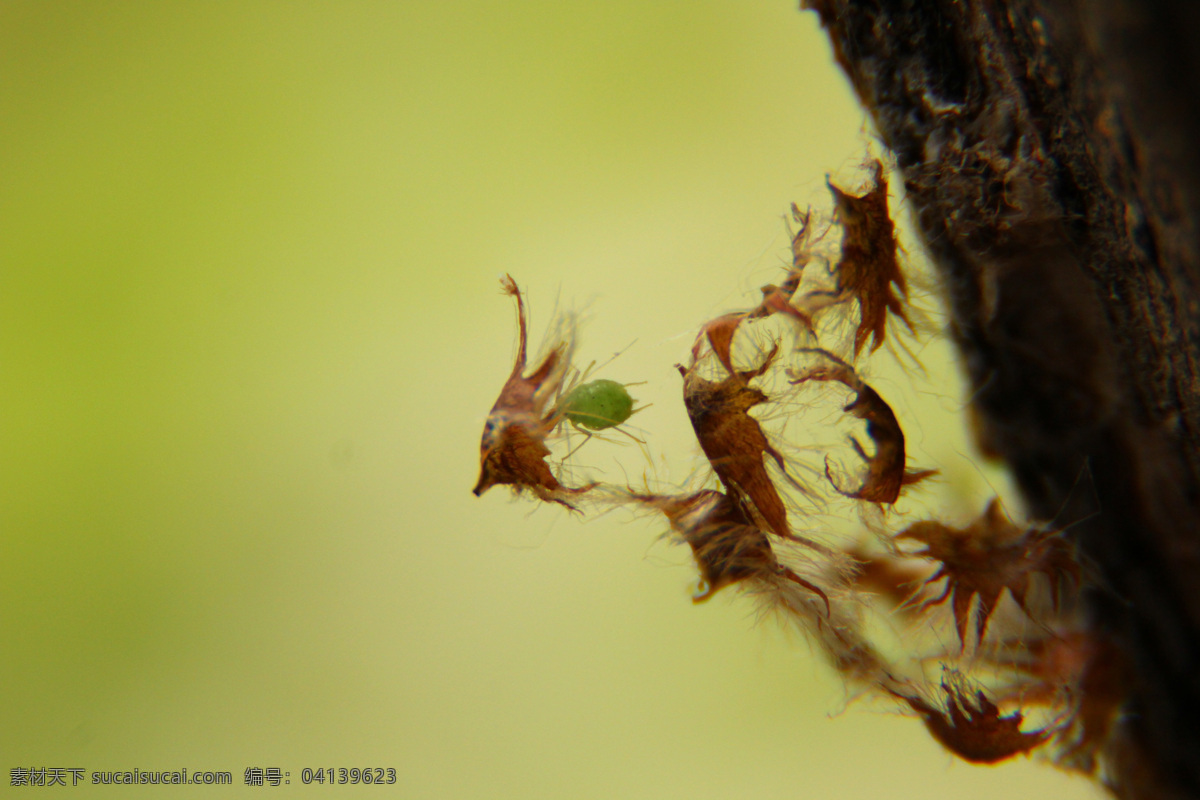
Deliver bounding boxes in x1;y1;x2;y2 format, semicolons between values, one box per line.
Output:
692;207;822;378
679;344;815;545
694;275;814;379
473;275;594;509
790;349;934;504
893;680;1050;764
467;146;1098;775
829;160;913;356
633;489;829;612
898;499;1080;647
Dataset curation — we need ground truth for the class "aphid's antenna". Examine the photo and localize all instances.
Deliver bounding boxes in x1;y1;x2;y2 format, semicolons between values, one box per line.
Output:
590;338;640;375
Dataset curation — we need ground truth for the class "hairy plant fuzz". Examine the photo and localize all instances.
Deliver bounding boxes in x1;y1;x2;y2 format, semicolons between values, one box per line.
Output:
471;160;1102;775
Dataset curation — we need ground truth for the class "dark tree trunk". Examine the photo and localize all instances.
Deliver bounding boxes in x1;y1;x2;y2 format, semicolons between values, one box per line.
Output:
803;1;1200;798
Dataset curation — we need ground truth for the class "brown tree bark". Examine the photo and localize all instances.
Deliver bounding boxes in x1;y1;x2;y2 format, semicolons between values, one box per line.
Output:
803;1;1200;798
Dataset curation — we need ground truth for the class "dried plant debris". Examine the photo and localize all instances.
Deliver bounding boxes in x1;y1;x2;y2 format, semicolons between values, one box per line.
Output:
470;156;1105;773
828;160;913;355
691;207;845;378
898;499;1081;648
791;203;815;268
892;678;1050;764
694;312;752;379
693;279;815;378
790;348;934;504
631;487;900;685
785;203;850;319
633;489;830;612
678;343;821;549
473;275;595;509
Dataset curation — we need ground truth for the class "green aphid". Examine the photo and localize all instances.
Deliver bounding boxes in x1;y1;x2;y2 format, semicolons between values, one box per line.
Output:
562;379;635;431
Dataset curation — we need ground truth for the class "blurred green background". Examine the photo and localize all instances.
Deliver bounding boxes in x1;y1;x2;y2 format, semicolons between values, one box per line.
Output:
1;2;1100;798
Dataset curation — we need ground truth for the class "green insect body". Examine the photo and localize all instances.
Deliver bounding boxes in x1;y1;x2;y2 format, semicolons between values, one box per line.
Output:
562;379;635;431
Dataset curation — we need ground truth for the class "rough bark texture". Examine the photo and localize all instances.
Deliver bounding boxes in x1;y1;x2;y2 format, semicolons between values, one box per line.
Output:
803;1;1200;798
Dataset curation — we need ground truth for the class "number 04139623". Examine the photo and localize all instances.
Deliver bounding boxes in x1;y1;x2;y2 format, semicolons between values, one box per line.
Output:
300;767;396;785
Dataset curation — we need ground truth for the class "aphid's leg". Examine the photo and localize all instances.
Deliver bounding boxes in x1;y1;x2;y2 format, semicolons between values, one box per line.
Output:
559;417;645;461
601;402;654;462
603;399;651;443
560;422;595;462
610;428;645;446
892;572;942;614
